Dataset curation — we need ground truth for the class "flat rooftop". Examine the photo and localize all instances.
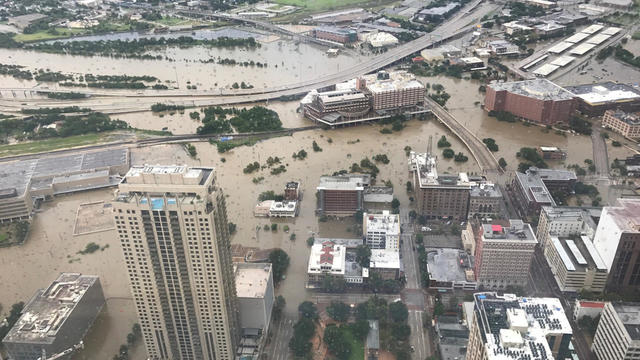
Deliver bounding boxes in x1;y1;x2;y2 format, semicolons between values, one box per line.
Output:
0;148;128;199
362;71;424;94
234;263;272;299
418;2;459;15
364;211;400;235
603;199;640;232
489;79;575;101
541;205;601;228
370;249;400;269
550;235;607;272
122;165;212;187
532;167;577;182
409;151;470;189
565;82;640;105
427;249;475;283
470;182;502;198
317;174;370;191
474;292;572;360
514;171;556;206
612;303;640;340
3;273;100;345
481;219;537;243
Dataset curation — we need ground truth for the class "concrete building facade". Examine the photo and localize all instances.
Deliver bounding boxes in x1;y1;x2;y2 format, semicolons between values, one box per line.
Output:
592;302;640;360
544;235;608;293
565;82;640;116
536;206;600;250
363;210;400;251
602;109;640;140
473;220;538;288
592;199;640;292
484;79;577;125
112;165;239;360
409;151;471;220
2;273;105;360
469;182;502;218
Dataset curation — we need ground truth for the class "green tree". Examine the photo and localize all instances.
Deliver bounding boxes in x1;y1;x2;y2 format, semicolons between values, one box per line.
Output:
389;301;409;322
294;317;316;339
350;319;370;340
391;198;400;209
298;301;318;319
499;157;507;169
355;245;371;268
288;334;312;356
437;135;451;148
391;323;411;341
268;249;290;285
273;295;286;321
323;325;351;360
443;148;455;158
327;301;351;322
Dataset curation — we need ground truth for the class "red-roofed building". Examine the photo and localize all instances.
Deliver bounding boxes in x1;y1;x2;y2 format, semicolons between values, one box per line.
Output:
573;300;605;320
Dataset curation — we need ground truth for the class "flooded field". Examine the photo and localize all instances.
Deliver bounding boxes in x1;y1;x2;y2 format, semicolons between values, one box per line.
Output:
0;28;365;91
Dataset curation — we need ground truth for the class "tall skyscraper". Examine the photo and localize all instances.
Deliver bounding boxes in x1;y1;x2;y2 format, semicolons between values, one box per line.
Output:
113;165;239;360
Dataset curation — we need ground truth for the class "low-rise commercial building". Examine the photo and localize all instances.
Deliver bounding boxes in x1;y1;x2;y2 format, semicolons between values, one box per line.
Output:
235;263;274;359
473;220;538;288
312;26;357;44
414;3;460;22
307;240;367;285
592;302;640;360
469;182;502;218
0;148;129;223
361;71;425;111
284;181;300;200
565;82;640;115
2;273;105;360
602;109;640;140
269;201;298;217
426;249;477;290
485;79;576;125
573;300;605;320
538;146;567;160
369;249;401;280
512;170;557;216
409;151;471;220
544;235;608;293
467;293;572;360
534;167;577;194
592;199;640;292
363;211;400;251
316;174;370;216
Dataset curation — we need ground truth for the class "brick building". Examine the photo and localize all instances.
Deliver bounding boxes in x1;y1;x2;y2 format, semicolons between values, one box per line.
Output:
409;151;471;220
316;174;370;216
312;26;357;44
485;79;576;125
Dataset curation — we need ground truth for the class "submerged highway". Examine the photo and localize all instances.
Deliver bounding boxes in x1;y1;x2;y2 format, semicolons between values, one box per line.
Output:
0;0;497;114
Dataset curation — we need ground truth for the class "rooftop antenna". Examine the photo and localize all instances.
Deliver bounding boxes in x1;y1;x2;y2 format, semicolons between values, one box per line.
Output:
427;135;433;157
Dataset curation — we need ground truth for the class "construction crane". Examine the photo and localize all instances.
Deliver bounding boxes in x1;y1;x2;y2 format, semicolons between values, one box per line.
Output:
427;135;433;157
37;341;84;360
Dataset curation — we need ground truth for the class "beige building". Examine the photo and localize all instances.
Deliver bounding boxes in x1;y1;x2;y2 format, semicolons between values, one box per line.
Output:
468;182;502;218
467;293;573;360
409;151;471;220
602;109;640;140
544;235;608;293
363;211;400;251
473;220;537;288
592;302;640;360
112;165;239;360
537;206;600;250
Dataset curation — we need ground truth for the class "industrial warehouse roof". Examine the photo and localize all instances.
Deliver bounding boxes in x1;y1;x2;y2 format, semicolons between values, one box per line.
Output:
533;63;560;77
601;27;621;35
0;148;128;199
564;32;590;43
586;33;611;45
547;41;574;54
550;55;576;67
565;82;640;105
581;24;604;34
489;79;575;101
569;43;596;55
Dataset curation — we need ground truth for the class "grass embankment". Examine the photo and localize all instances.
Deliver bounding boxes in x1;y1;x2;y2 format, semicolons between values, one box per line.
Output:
154;17;203;27
272;0;399;20
0;133;111;157
14;28;85;42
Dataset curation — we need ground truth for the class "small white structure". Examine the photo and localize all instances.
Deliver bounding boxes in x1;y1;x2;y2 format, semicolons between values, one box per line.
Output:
366;32;399;48
254;200;273;217
363;211;400;251
269;201;298;217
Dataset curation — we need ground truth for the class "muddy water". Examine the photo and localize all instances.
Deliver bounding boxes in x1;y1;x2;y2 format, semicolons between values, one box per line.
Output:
0;35;364;91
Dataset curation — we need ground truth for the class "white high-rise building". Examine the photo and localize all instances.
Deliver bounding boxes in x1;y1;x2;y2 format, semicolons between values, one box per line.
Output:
363;211;400;251
112;165;239;360
592;302;640;360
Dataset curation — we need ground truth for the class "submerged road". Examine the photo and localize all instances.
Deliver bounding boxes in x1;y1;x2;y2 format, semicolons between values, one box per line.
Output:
0;0;498;113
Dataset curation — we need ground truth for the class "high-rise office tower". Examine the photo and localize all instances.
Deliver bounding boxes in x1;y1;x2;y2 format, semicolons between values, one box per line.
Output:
113;165;239;360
